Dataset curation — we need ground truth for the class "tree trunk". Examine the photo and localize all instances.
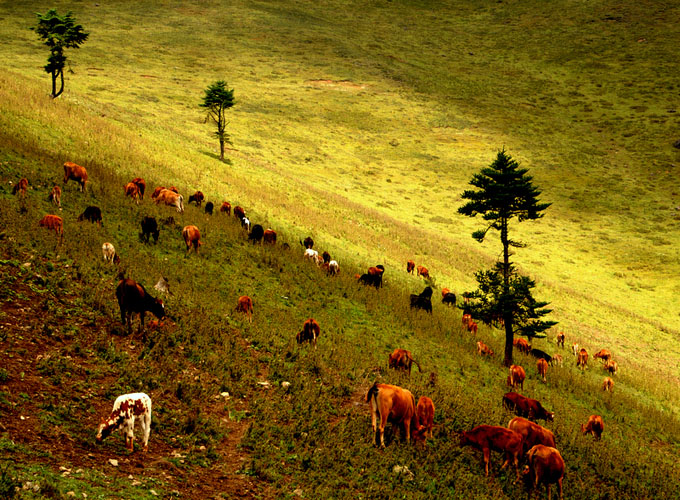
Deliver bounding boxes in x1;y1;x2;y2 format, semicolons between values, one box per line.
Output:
501;217;513;367
51;69;64;98
219;138;224;160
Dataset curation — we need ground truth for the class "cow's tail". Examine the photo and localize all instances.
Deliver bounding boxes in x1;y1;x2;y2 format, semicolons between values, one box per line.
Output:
178;195;185;214
408;354;423;373
366;382;379;404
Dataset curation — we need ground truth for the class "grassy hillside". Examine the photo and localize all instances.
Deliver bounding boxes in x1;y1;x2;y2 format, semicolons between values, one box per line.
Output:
0;0;679;498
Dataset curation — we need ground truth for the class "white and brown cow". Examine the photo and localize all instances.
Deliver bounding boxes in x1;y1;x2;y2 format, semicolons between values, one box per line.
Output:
366;382;418;448
96;392;152;452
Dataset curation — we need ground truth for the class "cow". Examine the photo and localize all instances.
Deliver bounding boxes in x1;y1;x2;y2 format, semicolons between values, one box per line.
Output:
96;393;152;453
77;206;103;226
321;251;331;263
466;319;478;335
366;382;418;448
604;359;618;375
154;189;184;213
233;205;246;221
38;214;63;241
12;177;28;197
593;349;612;363
302;236;314;249
406;260;415;274
416;265;430;279
462;313;472;327
603;377;614;392
102;242;120;264
410;286;433;313
556;332;565;349
503;392;554;423
115;278;165;336
296;318;320;349
188;190;204;207
523;445;564;500
220;201;232;215
48;185;62;207
140;216;159;243
458;425;523;481
263;229;277;244
304;248;320;265
581;415;604;440
63;161;88;192
204;201;214;215
513;337;531;354
571;343;579;356
182;225;202;254
328;260;340;276
236;295;253;322
537;358;549;383
124;182;140;205
359;265;384;288
551;354;563;367
131;178;146;199
508;417;555;454
507;365;526;390
530;348;553;365
241;216;251;231
577;348;588;371
388;348;422;376
248;224;264;243
477;341;494;356
167;186;179;193
414;396;435;441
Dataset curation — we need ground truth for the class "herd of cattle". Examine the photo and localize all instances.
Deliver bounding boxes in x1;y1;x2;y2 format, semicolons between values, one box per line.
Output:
12;161;619;497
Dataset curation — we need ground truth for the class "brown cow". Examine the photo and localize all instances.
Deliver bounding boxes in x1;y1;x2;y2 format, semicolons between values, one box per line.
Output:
523;445;565;500
466;320;478;335
477;341;494;356
513;337;531;354
366;382;418;448
233;205;246;220
236;295;253;322
131;178;146;199
593;349;612;363
263;229;277;245
462;313;472;327
537;358;549;383
48;185;62;207
115;278;165;336
459;425;523;481
124;182;140;205
414;396;435;441
12;177;28;197
416;265;430;279
220;201;232;215
154;189;184;213
581;415;604;440
503;393;554;422
602;377;614;392
604;359;618;375
507;365;526;390
551;354;563;367
38;214;63;241
296;318;320;349
508;417;555;455
556;332;565;349
577;348;588;371
388;348;422;376
188;191;204;207
151;186;165;199
406;260;415;274
63;161;88;192
182;225;202;254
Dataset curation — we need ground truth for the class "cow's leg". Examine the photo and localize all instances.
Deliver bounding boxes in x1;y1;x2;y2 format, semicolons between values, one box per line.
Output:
139;311;145;334
379;412;389;448
142;413;151;452
483;448;490;476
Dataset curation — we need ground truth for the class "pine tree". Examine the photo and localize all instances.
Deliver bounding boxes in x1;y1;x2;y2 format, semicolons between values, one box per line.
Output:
200;81;235;161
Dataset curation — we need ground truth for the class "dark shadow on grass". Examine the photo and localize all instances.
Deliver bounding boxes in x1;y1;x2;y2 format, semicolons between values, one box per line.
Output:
201;151;233;165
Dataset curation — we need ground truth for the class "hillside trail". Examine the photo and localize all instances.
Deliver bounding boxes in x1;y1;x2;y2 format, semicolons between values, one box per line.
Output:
0;256;270;499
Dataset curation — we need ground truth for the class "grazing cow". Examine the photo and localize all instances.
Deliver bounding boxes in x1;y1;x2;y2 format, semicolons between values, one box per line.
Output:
462;313;472;327
477;341;495;356
410;286;433;314
416;265;430;279
458;425;523;481
556;332;565;349
131;177;146;199
366;382;418;447
124;182;140;204
577;348;588;371
442;291;456;306
236;295;253;322
302;236;314;249
572;343;579;356
368;265;385;288
96;393;152;453
263;229;277;245
321;251;331;263
248;224;264;243
523;445;564;500
466;319;478;335
154;189;184;213
296;318;320;349
167;186;179;193
530;348;553;365
188;191;204;207
414;396;435;441
328;260;340;276
102;242;120;264
181;225;202;254
77;206;103;226
115;278;165;335
507;365;526;390
551;354;563;367
304;248;320;265
38;214;63;241
593;349;612;363
406;260;415;274
388;348;422;376
537;358;549;383
48;185;62;207
241;216;251;231
513;337;531;354
508;417;555;454
220;201;232;215
233;205;246;220
581;415;604;440
204;201;214;215
603;377;614;392
12;177;28;197
151;186;165;200
604;359;618;375
503;392;554;422
140;216;159;243
63;161;88;192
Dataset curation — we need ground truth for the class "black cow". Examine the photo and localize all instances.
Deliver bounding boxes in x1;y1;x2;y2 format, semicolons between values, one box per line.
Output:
410;286;433;313
204;201;214;215
442;292;456;306
301;236;314;249
140;216;159;243
115;278;165;336
249;224;264;243
77;206;102;226
530;349;553;365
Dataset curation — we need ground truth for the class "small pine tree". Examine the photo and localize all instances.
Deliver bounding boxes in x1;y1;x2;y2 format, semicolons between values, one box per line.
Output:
200;81;235;161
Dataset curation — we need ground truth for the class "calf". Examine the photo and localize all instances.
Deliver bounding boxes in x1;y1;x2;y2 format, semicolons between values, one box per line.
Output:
508;417;555;453
414;396;435;441
154;189;184;213
182;225;202;254
124;182;140;204
537;358;549;383
513;337;531;354
577;348;588;371
388;348;422;376
410;286;433;314
102;242;120;264
38;214;63;241
115;278;165;335
406;260;415;274
593;349;612;363
503;392;554;423
416;265;430;279
188;190;204;206
366;382;418;447
523;445;564;500
604;359;618;375
236;295;253;322
96;393;152;452
63;161;88;192
140;216;159;243
477;341;494;356
581;415;604;440
204;201;214;215
602;376;614;392
12;177;28;197
220;201;232;215
131;177;146;199
296;318;320;349
458;425;523;481
263;229;277;244
78;206;103;226
556;332;565;349
48;185;62;207
507;365;525;390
